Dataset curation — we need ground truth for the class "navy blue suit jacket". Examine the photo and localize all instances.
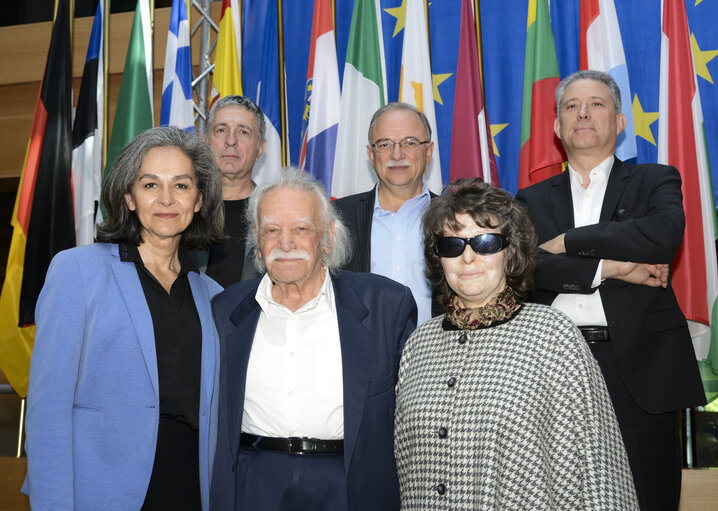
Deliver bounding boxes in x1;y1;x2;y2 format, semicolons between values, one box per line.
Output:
515;159;705;413
210;270;417;510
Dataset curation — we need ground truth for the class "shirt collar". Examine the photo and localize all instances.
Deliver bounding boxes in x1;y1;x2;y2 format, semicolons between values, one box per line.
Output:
119;242;198;276
373;183;431;213
567;155;614;189
255;266;335;315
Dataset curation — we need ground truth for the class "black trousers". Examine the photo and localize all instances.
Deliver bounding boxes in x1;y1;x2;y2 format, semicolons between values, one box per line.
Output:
233;445;348;511
590;342;682;511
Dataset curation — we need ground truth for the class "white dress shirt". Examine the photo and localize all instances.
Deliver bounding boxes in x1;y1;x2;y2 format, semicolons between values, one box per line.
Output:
242;268;344;439
551;156;614;326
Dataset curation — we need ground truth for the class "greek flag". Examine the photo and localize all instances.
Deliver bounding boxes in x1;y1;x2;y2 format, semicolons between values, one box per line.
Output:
160;0;194;133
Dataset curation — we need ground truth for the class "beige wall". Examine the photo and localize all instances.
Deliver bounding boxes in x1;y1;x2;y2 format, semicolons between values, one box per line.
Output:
0;3;221;180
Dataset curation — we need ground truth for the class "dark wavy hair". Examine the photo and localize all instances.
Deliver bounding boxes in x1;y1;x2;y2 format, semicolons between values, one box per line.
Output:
423;178;537;308
96;126;224;250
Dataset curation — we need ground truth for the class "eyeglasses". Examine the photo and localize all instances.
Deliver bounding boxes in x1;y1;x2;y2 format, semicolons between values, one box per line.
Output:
371;137;430;153
435;233;509;258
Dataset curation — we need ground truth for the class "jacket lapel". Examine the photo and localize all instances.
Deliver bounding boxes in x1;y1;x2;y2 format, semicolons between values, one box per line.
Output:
110;246;159;397
550;171;576;231
226;289;262;457
356;189;376;272
188;272;216;414
600;158;631;222
331;272;371;472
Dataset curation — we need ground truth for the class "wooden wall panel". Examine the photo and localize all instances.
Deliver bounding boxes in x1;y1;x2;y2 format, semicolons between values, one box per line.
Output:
0;3;220;180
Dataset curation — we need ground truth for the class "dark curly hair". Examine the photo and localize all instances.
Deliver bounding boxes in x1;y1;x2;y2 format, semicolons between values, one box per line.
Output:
96;126;225;250
423;178;538;308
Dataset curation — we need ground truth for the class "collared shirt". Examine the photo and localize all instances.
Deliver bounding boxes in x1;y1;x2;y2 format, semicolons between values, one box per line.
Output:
120;243;203;510
551;155;614;326
242;268;344;439
370;184;432;324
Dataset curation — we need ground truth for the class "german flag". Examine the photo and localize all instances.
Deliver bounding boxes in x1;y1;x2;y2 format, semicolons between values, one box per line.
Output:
0;0;74;397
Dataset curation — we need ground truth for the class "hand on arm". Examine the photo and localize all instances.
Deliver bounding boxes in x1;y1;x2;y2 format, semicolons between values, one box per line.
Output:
601;260;669;288
539;233;566;254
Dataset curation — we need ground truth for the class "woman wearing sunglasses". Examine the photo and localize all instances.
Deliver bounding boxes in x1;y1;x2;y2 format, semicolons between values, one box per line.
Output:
394;179;637;510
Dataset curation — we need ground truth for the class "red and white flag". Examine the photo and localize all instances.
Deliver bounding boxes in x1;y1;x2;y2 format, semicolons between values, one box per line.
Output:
450;0;499;185
658;0;718;362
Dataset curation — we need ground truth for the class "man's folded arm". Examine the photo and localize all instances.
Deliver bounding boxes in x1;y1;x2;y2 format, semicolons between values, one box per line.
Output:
564;167;685;263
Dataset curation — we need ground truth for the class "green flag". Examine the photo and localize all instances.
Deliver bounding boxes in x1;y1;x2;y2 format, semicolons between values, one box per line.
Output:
100;0;153;218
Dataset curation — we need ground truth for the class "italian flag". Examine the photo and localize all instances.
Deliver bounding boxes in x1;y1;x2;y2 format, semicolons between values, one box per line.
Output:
331;0;387;199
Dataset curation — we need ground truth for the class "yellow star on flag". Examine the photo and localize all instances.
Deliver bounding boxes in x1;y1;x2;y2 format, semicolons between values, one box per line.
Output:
490;123;508;157
691;33;718;84
384;0;408;38
432;73;452;105
632;94;659;146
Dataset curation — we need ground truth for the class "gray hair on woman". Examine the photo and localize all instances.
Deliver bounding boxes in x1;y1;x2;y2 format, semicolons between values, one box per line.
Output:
96;126;224;250
245;168;351;272
423;178;538;307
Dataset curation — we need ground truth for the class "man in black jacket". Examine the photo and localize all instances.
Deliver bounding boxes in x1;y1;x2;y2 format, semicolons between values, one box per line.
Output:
515;70;705;511
334;102;436;324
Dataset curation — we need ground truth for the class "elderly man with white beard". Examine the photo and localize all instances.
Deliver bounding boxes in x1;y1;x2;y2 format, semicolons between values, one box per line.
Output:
210;168;417;511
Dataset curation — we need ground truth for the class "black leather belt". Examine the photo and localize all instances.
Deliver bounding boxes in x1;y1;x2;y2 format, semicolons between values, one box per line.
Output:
579;326;611;343
240;433;344;455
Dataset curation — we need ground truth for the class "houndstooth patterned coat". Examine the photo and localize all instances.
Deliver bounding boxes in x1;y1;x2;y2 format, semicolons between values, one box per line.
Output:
394;302;638;510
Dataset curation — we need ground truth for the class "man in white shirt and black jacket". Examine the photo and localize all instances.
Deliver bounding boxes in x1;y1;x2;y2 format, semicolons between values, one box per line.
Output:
210;168;417;511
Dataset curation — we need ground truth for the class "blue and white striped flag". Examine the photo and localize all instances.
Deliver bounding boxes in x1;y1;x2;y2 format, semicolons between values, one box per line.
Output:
160;0;194;133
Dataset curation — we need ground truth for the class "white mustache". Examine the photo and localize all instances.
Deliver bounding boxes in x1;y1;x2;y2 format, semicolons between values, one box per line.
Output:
267;249;311;263
386;160;410;167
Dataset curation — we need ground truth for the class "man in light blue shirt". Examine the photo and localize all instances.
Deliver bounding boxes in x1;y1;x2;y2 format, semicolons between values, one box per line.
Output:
334;103;435;324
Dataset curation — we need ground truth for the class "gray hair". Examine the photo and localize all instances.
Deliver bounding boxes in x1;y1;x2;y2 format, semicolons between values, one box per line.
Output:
245;168;350;272
96;126;224;250
367;102;432;143
205;95;266;144
555;70;622;118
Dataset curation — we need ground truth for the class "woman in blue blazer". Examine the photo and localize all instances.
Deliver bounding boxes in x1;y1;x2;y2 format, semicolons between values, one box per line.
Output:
23;127;225;510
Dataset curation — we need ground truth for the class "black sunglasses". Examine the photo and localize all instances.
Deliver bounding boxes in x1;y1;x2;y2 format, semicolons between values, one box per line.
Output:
435;233;509;258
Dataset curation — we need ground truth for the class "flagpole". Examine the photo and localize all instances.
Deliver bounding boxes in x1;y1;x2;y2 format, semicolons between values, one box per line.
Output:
69;0;75;47
473;0;485;89
239;0;244;74
424;0;431;59
276;0;288;166
331;0;336;44
103;0;109;170
151;0;155;112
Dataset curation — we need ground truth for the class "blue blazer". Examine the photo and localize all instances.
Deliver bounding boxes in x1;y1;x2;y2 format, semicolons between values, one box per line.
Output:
22;243;222;510
210;270;417;511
